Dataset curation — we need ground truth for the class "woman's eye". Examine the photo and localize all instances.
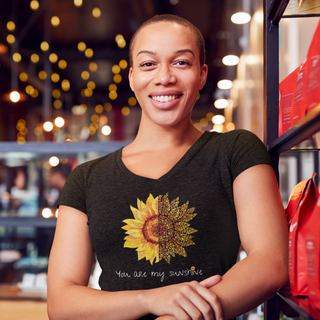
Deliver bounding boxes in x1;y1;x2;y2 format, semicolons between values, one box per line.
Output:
174;60;190;66
140;62;154;68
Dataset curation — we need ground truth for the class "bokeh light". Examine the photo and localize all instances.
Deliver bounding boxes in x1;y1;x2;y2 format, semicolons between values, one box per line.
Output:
40;41;49;52
31;53;40;63
89;62;98;72
43;121;54;132
42;208;53;218
30;0;39;10
19;72;28;82
51;16;60;26
92;8;101;18
10;91;20;102
54;117;65;128
49;156;59;167
58;59;67;69
101;125;111;136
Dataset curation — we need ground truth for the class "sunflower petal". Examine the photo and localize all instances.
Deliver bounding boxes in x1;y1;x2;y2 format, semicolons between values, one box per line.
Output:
122;219;144;228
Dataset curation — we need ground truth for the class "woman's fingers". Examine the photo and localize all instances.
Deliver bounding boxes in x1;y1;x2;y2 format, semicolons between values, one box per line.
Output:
200;275;222;288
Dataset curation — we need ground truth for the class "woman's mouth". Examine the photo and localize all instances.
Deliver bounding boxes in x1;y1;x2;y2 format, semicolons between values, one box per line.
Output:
150;94;182;103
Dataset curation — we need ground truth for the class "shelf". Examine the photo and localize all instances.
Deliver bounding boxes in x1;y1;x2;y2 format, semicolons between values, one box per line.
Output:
0;140;130;158
268;0;320;24
278;289;320;320
0;285;46;301
268;104;320;155
0;216;56;227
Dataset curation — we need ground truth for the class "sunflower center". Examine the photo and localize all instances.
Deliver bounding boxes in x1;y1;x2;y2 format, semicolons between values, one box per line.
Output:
142;215;159;244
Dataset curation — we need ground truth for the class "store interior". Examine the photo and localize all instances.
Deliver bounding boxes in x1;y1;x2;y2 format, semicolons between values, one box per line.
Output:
0;0;320;319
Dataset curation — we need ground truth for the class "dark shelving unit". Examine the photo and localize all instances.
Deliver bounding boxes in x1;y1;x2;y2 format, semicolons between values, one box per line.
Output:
264;0;320;319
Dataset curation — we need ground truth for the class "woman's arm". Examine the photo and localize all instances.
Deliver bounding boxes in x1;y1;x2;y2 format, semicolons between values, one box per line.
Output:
47;205;223;320
206;164;289;319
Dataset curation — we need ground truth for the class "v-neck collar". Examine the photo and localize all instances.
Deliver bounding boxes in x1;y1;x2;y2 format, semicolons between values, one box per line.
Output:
116;131;214;183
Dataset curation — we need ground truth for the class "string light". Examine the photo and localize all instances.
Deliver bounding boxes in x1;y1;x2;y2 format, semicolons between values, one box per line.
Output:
77;42;86;51
104;103;112;111
6;34;15;44
31;53;40;63
61;79;70;91
38;70;47;80
101;125;111;136
214;98;229;109
92;8;101;18
81;70;90;80
12;52;22;63
51;73;60;82
200;118;208;127
49;53;58;63
231;12;251;24
91;114;99;123
109;91;117;100
121;107;130;116
42;208;53;218
112;65;121;74
119;59;128;69
52;89;61;98
40;41;49;51
6;21;15;31
31;89;39;98
217;80;233;90
43;121;53;132
34;127;43;136
51;16;60;26
49;156;59;166
108;84;117;91
30;0;39;10
19;72;28;82
87;81;96;90
53;100;62;109
113;74;122;83
74;0;83;7
58;59;67;69
206;112;214;121
212;115;225;124
222;55;240;66
128;97;137;106
25;85;34;95
85;48;93;58
89;62;97;71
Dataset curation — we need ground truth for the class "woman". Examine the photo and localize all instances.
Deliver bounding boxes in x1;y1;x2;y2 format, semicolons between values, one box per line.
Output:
47;14;288;320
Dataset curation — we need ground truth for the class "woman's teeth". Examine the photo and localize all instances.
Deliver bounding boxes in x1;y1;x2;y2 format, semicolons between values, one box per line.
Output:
151;95;178;102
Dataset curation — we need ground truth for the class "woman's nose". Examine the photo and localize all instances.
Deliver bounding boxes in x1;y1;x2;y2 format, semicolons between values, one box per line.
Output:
153;65;176;86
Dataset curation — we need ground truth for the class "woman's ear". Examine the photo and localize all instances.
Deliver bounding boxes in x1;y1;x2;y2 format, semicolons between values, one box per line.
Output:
199;64;208;90
128;67;134;92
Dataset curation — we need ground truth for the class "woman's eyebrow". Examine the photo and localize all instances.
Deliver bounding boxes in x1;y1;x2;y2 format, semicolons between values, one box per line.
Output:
136;50;155;57
175;49;195;57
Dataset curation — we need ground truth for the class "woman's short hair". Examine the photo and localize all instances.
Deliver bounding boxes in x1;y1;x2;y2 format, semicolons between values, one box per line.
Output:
129;14;206;67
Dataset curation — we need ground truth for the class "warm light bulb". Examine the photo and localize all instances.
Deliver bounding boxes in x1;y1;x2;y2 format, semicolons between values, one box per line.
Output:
101;125;111;136
6;21;15;31
31;53;40;63
49;53;58;63
214;99;229;109
12;52;22;63
217;80;233;90
85;48;93;58
121;107;130;116
43;121;53;132
51;16;60;26
6;34;15;44
119;60;128;69
30;0;39;10
212;115;225;124
54;117;65;128
112;65;121;74
10;91;20;102
74;0;83;7
92;7;101;18
42;208;53;218
222;55;240;66
58;59;67;69
40;41;49;51
231;12;251;24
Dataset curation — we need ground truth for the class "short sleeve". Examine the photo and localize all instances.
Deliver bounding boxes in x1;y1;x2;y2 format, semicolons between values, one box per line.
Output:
56;164;87;214
228;130;274;181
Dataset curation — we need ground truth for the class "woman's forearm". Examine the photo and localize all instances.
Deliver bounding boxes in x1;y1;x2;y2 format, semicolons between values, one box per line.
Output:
47;284;149;320
208;252;288;320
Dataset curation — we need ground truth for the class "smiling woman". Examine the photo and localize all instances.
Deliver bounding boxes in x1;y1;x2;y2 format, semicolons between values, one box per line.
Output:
47;14;288;320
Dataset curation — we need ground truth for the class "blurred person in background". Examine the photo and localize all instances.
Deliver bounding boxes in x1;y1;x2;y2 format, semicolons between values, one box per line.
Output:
48;14;288;320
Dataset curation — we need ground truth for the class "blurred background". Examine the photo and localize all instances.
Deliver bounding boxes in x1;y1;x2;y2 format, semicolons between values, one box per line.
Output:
0;0;319;319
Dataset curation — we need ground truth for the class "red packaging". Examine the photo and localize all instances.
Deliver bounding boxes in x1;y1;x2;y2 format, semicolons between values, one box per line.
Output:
306;196;320;309
288;173;319;296
286;179;309;225
306;18;320;113
291;62;307;126
279;65;301;136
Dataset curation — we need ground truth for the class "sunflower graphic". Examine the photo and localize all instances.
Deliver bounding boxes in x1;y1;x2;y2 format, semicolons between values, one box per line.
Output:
122;193;197;265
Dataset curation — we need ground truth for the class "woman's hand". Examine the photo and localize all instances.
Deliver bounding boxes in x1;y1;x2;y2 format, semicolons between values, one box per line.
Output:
143;275;223;320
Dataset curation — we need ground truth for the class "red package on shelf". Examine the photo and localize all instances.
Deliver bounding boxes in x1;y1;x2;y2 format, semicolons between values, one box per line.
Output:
288;173;319;296
306;18;320;113
279;65;301;136
291;62;307;126
306;197;320;309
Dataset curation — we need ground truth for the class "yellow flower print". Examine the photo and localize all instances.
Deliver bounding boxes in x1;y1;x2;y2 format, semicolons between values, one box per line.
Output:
122;193;197;265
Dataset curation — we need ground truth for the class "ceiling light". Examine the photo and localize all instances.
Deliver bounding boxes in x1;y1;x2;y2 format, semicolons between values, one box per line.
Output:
212;115;225;124
231;12;251;24
217;80;233;90
214;99;229;109
10;91;20;102
222;55;240;66
54;117;65;128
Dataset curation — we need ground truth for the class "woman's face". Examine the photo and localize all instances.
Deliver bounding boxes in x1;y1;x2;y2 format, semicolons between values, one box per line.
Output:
129;22;208;128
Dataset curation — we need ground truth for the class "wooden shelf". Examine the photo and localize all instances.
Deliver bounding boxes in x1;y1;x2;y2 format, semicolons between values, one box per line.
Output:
278;289;320;320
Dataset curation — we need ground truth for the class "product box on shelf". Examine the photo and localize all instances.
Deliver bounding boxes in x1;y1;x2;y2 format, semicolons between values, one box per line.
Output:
291;62;307;127
306;197;320;309
279;65;301;136
306;18;320;113
287;173;319;296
